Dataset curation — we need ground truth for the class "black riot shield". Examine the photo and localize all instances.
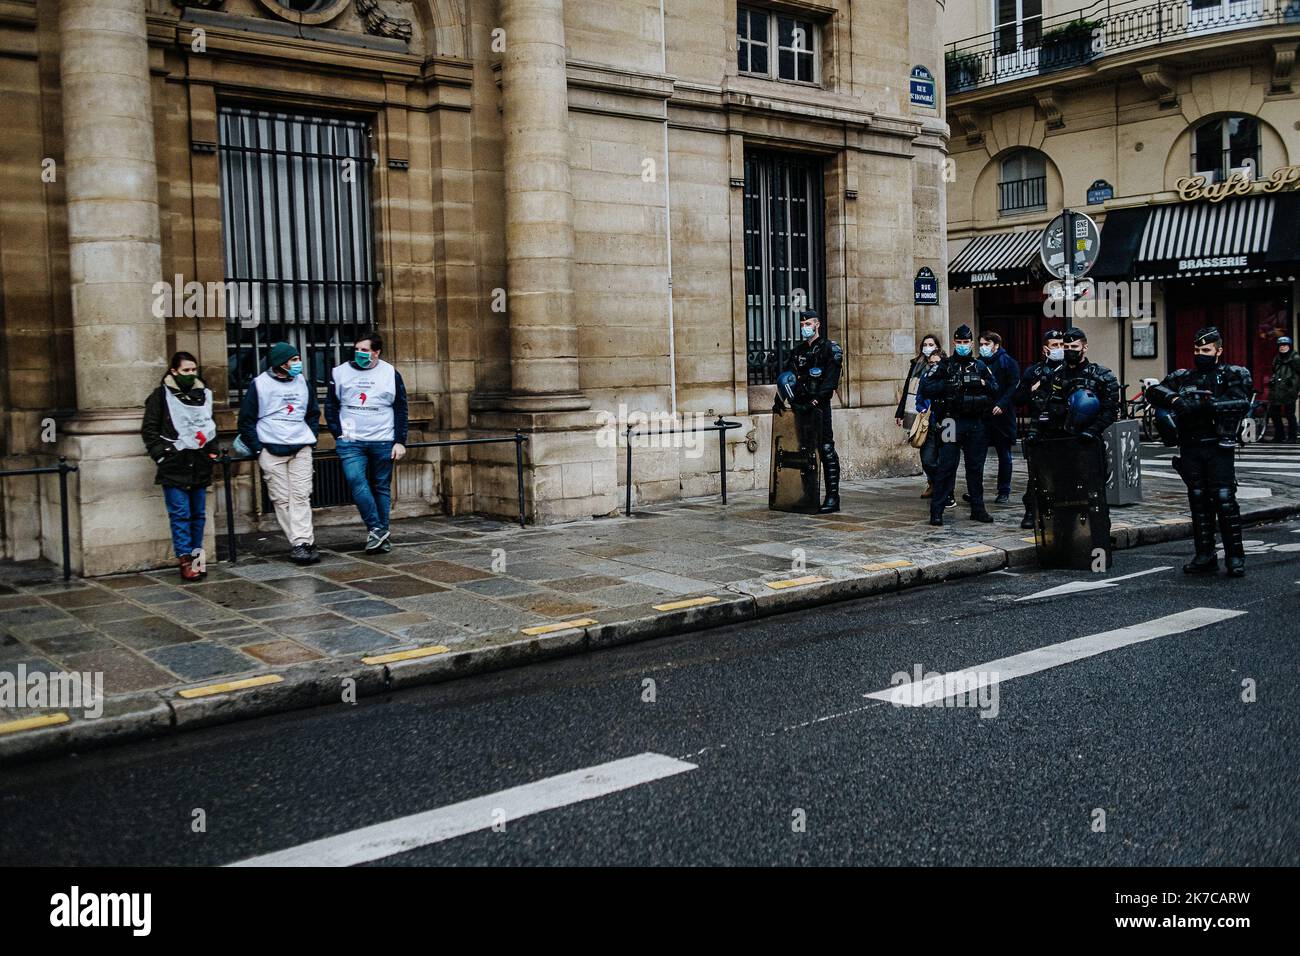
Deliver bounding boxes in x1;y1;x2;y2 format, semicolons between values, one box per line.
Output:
769;406;821;513
1027;437;1112;570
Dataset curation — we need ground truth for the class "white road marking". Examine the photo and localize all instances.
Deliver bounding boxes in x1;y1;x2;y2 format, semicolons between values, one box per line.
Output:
865;608;1245;706
228;753;697;867
1014;565;1172;602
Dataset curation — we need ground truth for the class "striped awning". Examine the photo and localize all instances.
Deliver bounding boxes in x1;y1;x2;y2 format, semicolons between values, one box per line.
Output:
948;230;1042;288
1131;195;1277;279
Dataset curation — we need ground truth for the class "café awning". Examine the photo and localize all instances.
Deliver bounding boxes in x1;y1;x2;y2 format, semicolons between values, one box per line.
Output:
948;229;1042;288
1092;192;1300;281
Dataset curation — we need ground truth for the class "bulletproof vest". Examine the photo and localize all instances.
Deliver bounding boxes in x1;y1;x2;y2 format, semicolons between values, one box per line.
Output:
791;339;840;397
1040;362;1108;431
942;358;991;417
1027;361;1059;417
1173;365;1251;443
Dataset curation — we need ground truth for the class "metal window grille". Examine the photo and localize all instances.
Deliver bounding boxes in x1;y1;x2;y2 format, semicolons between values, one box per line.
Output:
744;151;826;386
217;106;379;402
998;176;1047;213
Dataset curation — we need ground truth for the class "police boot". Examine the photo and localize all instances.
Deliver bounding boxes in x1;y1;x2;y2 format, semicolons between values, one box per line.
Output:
818;446;840;514
797;468;820;512
1183;487;1218;575
1214;486;1246;577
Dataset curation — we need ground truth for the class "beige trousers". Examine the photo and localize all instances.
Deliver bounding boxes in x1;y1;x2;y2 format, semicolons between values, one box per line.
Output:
259;447;314;546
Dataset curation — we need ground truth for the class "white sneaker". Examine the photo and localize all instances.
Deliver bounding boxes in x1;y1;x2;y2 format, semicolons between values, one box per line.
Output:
365;528;391;553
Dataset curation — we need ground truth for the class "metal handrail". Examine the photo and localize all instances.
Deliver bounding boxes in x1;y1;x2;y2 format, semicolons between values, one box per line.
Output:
623;417;744;517
0;457;79;580
947;0;1299;90
216;433;528;563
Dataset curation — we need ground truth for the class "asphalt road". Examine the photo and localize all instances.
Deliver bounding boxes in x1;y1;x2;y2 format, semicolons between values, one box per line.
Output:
2;518;1297;867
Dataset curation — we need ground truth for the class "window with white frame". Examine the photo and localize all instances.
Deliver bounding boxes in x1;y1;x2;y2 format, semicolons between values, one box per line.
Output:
1191;114;1261;184
738;6;818;84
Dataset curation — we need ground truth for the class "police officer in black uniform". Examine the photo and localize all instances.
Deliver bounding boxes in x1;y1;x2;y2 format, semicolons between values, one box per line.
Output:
918;324;998;526
1029;326;1120;442
772;309;844;513
1013;328;1064;528
1147;326;1252;577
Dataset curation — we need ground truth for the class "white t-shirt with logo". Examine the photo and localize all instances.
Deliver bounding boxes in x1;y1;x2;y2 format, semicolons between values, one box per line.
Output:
253;370;315;448
164;387;217;450
332;359;396;443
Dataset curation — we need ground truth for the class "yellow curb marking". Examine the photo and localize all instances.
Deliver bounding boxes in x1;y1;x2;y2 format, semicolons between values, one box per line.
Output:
951;545;996;556
1022;536;1037;543
766;575;827;590
861;560;913;571
0;712;70;736
653;596;720;612
521;618;596;636
177;674;283;699
362;646;450;665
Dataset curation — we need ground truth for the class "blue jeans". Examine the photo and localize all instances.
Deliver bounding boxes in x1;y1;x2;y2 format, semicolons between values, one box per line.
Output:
163;485;207;559
337;439;394;532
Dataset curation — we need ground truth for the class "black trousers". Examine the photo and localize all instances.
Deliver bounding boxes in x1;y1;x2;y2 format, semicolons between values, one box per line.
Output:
1269;400;1297;441
931;418;987;520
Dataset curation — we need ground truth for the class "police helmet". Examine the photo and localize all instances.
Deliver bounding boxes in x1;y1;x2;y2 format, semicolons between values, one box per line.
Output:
1065;388;1101;433
777;370;798;403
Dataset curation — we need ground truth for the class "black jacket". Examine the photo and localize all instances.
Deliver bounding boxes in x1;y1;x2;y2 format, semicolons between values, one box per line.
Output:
984;348;1022;439
917;354;998;420
236;369;320;458
1149;363;1252;444
777;336;843;409
141;375;216;489
1015;358;1062;421
1039;359;1121;439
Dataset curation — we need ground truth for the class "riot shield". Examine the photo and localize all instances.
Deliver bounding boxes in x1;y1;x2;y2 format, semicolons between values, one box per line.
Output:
1027;436;1112;570
769;406;821;513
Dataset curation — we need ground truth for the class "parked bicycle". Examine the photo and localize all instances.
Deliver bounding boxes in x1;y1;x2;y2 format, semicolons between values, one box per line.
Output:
1124;378;1161;441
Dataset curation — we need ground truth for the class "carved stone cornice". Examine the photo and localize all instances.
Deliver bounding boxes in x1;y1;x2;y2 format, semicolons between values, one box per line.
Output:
1137;63;1179;109
1271;41;1297;94
356;0;411;42
1033;89;1064;130
953;107;983;145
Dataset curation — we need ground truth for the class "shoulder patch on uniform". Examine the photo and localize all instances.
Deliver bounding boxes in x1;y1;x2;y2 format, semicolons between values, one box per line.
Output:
830;342;843;361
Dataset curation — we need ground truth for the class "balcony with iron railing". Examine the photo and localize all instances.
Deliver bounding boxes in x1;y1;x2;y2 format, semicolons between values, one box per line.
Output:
946;0;1300;94
999;175;1048;213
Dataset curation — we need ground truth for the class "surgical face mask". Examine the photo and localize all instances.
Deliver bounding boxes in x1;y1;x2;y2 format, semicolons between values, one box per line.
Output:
174;373;197;390
1194;353;1217;372
354;350;373;368
800;325;815;340
921;344;937;357
979;344;994;359
286;361;304;377
954;343;972;357
1063;348;1083;366
1047;347;1064;363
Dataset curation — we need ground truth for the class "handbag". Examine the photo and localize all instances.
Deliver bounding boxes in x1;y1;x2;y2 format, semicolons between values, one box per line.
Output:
907;407;931;449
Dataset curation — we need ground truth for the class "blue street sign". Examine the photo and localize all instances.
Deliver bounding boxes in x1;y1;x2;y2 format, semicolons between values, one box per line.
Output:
1087;179;1114;205
910;65;936;108
914;267;939;305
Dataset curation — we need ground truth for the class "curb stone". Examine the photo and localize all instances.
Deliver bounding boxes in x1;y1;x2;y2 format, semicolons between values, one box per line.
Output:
2;502;1297;765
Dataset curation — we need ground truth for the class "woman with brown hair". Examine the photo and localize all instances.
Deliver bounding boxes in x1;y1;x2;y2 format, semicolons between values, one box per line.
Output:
141;351;217;580
896;334;944;497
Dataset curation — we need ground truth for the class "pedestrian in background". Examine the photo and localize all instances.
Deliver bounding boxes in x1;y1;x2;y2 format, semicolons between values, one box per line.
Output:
326;331;409;554
979;331;1021;504
1268;335;1300;443
237;341;320;565
142;351;217;581
897;334;943;497
916;346;947;498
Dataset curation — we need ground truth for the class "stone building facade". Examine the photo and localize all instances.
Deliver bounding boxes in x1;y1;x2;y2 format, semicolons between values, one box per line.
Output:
943;0;1300;391
1;0;948;575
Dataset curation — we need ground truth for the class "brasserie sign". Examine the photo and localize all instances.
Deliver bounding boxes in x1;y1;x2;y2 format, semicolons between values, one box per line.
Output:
1175;163;1300;203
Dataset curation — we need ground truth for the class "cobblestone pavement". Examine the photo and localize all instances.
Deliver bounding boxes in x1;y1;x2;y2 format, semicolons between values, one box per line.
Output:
3;449;1297;724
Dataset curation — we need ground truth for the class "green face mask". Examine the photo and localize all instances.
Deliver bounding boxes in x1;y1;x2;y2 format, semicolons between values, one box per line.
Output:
175;373;197;390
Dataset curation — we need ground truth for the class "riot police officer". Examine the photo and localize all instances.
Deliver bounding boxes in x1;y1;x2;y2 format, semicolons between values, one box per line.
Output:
772;309;843;513
918;324;998;526
1147;326;1252;577
1013;329;1064;528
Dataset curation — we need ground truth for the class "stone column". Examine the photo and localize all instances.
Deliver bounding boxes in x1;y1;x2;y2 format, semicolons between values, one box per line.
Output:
499;0;589;412
60;0;166;409
54;0;172;574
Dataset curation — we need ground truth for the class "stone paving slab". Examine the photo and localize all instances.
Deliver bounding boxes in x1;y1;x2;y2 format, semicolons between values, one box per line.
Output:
3;457;1299;763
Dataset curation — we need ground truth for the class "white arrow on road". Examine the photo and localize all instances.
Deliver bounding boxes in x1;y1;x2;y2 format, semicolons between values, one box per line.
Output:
1014;565;1172;602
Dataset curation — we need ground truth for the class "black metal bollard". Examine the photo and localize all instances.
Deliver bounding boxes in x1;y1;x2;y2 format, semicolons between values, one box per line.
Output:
625;424;634;517
57;457;72;581
514;431;526;528
220;449;237;564
715;416;728;504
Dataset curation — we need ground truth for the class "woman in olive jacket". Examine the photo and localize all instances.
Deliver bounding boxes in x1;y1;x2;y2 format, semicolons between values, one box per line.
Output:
141;351;218;580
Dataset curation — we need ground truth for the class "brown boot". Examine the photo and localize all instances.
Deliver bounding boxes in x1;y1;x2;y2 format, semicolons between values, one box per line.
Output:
921;481;933;499
179;554;200;582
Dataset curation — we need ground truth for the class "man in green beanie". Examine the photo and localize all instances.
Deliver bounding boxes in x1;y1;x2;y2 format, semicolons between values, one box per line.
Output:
236;342;320;564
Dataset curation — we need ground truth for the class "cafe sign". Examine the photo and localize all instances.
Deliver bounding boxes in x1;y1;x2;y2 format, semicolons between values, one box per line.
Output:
1175;163;1300;203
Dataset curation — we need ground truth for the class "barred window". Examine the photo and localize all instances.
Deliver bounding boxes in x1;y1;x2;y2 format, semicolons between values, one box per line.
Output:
217;106;379;401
